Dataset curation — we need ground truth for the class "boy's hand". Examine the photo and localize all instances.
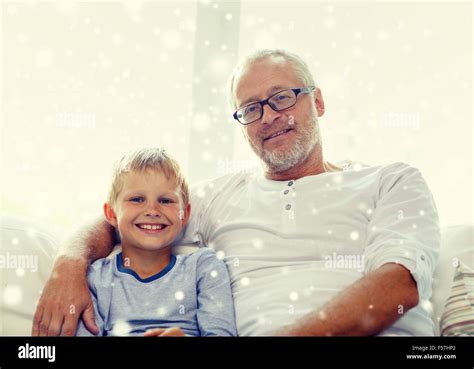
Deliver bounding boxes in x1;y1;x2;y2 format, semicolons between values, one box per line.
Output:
144;327;186;337
32;257;99;336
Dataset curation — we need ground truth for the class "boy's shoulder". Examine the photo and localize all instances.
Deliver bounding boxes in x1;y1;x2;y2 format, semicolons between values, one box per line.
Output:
90;255;115;270
87;256;116;284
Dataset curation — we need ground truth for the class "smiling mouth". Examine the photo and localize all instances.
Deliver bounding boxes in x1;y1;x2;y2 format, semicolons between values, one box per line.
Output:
263;128;293;142
135;223;168;234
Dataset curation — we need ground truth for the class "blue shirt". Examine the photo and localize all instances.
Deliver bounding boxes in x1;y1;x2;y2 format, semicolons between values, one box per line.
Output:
76;248;237;336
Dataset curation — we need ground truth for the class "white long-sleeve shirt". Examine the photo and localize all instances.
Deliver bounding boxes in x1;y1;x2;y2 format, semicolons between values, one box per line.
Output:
179;161;440;336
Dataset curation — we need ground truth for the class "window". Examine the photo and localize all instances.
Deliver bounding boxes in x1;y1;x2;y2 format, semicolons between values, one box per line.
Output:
1;1;471;233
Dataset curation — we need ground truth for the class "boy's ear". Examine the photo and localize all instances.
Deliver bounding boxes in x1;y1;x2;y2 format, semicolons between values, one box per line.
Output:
180;203;191;226
103;203;118;228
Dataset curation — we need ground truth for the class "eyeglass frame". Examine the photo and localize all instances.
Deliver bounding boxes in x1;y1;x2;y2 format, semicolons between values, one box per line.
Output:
232;86;316;125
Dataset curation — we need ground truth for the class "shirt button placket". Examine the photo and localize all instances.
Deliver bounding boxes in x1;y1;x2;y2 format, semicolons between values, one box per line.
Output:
282;180;296;231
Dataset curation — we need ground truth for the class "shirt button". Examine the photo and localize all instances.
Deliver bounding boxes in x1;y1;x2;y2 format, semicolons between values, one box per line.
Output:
285;204;291;210
288;181;294;186
284;190;289;195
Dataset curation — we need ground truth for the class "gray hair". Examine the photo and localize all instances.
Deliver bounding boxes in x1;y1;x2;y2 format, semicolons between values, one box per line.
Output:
228;49;317;110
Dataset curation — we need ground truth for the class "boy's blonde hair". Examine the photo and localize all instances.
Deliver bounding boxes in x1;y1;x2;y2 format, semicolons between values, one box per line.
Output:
107;147;189;210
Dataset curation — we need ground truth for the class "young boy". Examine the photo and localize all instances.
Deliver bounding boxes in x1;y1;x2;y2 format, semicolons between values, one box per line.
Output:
76;148;236;336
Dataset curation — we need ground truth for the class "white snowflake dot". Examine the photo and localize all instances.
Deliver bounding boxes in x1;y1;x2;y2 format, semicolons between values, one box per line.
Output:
289;292;299;301
350;231;360;241
156;307;167;317
252;238;264;250
112;320;131;335
241;277;250;286
175;291;185;301
420;300;433;314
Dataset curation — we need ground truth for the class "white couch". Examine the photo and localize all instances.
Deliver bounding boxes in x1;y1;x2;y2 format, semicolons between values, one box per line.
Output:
1;213;472;336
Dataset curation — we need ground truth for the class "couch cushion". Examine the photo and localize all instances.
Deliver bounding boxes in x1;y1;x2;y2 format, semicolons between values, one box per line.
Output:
1;213;472;336
439;263;474;336
431;224;473;335
0;214;58;335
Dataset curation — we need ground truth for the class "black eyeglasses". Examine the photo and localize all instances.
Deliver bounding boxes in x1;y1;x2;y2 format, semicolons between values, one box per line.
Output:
233;86;316;125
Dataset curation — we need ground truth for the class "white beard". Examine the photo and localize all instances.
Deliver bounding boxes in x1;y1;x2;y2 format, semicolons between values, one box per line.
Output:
257;118;320;173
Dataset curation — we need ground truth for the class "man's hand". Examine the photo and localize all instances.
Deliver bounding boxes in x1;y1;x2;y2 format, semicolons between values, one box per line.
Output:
32;257;99;336
144;327;186;337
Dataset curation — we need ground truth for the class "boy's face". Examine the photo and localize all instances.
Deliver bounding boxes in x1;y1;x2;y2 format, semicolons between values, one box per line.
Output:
104;169;190;252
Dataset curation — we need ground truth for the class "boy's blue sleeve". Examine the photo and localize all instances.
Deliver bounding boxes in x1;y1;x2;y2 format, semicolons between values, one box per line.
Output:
195;249;237;336
76;262;107;336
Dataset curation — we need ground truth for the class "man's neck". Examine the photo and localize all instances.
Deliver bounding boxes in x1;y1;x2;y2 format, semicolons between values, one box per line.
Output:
264;148;342;181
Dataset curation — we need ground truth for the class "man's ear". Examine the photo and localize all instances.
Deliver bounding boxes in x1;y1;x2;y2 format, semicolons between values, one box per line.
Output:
103;203;118;228
314;88;325;117
180;203;191;226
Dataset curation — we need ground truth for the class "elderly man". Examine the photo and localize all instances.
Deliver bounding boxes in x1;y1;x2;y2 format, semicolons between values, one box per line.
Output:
32;49;440;337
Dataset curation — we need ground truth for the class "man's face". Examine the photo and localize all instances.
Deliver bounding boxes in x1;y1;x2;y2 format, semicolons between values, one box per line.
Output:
233;59;324;173
105;170;189;253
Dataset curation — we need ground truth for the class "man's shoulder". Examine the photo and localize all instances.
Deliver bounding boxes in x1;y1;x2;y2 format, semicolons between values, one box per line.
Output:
374;161;423;181
340;159;415;172
372;161;418;171
179;247;219;262
179;247;226;270
351;161;427;197
189;169;257;201
342;160;421;179
337;160;426;194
